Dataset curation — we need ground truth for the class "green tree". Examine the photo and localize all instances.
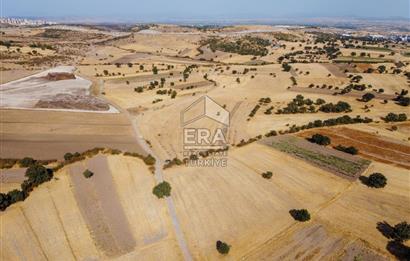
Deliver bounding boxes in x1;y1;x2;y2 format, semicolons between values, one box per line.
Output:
309;134;331;146
367;173;387;188
262;171;273;179
152;181;172;198
393;222;410;242
25;164;53;186
83;169;94;179
216;241;230;254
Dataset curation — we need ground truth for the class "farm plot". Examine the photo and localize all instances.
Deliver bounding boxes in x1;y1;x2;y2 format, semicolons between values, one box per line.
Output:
265;136;370;180
298;127;410;169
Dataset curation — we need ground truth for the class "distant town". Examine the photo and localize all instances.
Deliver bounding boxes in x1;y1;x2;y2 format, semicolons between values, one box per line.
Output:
0;17;57;26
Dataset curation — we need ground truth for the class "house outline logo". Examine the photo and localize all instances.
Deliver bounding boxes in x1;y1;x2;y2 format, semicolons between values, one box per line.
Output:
180;95;230;127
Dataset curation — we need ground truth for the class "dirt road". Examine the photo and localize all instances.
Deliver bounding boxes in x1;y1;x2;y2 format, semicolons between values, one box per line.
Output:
112;95;193;261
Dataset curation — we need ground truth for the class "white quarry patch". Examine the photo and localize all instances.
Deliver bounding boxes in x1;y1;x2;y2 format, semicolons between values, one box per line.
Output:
0;66;118;113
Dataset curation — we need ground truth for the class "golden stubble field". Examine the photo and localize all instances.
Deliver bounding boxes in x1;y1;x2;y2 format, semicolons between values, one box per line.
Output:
1;155;183;260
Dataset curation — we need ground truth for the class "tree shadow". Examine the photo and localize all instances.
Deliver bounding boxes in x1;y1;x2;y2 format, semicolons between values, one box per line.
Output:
386;240;410;261
359;176;370;187
377;221;410;260
289;209;298;219
376;221;395;239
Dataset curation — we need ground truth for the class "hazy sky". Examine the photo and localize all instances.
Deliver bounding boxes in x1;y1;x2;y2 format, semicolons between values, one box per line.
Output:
2;0;409;21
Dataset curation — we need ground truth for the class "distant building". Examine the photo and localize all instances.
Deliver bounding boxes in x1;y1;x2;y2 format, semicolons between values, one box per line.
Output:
0;17;57;26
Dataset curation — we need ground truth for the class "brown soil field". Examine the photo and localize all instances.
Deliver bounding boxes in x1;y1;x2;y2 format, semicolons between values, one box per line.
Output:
298;126;410;169
69;155;136;257
0;109;142;159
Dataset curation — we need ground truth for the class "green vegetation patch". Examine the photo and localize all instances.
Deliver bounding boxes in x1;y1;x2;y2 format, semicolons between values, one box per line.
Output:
333;56;391;63
357;46;392;52
270;138;369;178
202;36;270;56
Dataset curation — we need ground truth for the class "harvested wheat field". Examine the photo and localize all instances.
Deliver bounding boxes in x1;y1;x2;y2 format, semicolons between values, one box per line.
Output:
1;154;182;260
164;143;352;259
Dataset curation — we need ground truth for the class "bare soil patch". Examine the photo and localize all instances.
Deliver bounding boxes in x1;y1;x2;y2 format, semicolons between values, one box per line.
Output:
43;72;76;81
69;155;136;257
0;168;26;183
35;94;110;111
321;63;347;77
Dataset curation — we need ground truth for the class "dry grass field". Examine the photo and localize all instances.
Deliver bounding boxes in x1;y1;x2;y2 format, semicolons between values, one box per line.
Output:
1;155;183;260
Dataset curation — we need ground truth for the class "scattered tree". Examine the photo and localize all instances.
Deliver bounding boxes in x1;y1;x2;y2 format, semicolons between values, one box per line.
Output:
367;173;387;188
262;171;273;179
289;209;311;222
83;169;94;179
152;181;172;198
216;240;230;255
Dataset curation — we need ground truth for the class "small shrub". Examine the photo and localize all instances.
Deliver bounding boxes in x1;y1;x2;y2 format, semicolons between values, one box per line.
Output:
361;93;375;102
216;240;230;254
152;181;171;198
335;145;358;155
143;154;156;166
367;173;387;188
262;171;273;179
64;152;74;161
83;169;94;179
289;209;311;222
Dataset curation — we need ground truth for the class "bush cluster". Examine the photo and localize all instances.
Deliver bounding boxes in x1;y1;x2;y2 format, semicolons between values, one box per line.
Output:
203;36;270;56
383;113;407;122
152;181;172;198
0;164;54;211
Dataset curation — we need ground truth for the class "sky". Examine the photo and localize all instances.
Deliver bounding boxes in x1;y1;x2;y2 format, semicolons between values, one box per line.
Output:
2;0;409;22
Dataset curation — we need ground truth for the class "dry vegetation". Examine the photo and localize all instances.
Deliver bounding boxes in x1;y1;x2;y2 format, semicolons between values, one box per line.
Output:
1;23;409;260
